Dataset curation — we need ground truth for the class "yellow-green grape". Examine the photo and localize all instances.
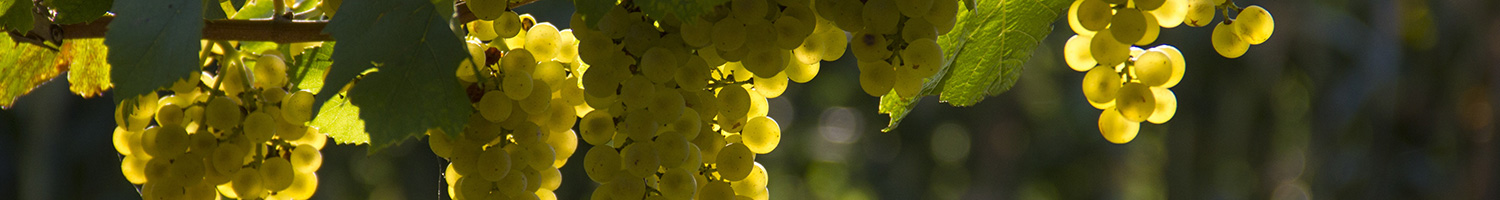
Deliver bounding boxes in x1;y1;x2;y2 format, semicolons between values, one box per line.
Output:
583;146;622;183
850;32;891;62
642;47;681;83
1114;82;1156;122
1090;28;1131;66
714;16;748;51
1211;21;1249;58
205;96;241;131
1146;86;1178;124
862;0;899;34
254;53;289;88
774;16;812;50
730;162;768;197
741;116;780;154
524;143;557;171
717;143;755;181
557;30;579;64
1151;0;1189;28
291;144;322;173
655;135;692;169
539;167;562;191
212;143;246;175
1072;0;1112;33
119;157;144;185
520;81;553;114
477;91;514;123
857;60;897;97
1110;8;1149;45
503;48;538;72
450;142;484;176
519;167;543;193
1098;107;1140;144
732;0;769;21
785;56;819;83
1136;0;1166;10
668;109;703;141
893;69;923;98
743;49;789;78
1136;11;1160;46
926;0;958;34
232;168;266;199
1157;45;1186;87
652;89;687;122
155;104;184;126
900;38;943;79
699;181;736;200
457;177;491;200
466;0;505;20
582;64;626;98
459;41;486;83
745;85;770;119
620;141;660;177
243;111;276;144
527;23;562;60
480;146;513;181
469;20;500;41
1064;34;1098;72
1235;5;1274;45
897;0;933;17
1133;50;1173;87
112;127;135;155
220;60;250;96
662;168;699;200
901;18;938;42
282;91;314;125
682;18;715;48
717;86;752;124
676;57;712;91
620;75;656;108
579;110;616;146
189;128;217;152
503;71;535;100
754;70;791;98
261;157;295;191
621;109;660;141
495;11;523;38
692;131;725;164
1183;0;1216;27
280;171;318;199
1082;66;1122;109
818;28;848;61
149;125;190;159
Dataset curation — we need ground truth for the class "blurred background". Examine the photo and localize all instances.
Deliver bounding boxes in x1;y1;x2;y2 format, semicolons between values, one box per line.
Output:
3;0;1499;199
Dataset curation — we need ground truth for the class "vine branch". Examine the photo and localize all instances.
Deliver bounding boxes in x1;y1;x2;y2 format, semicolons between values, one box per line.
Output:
47;1;536;43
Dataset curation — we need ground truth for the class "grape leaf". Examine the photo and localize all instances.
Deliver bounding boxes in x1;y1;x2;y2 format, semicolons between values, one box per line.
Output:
572;0;613;28
60;38;113;98
317;0;470;153
229;0;275;19
634;0;727;22
312;91;370;145
104;0;203;103
0;0;33;33
289;42;333;93
0;34;64;109
878;0;1069;131
46;0;114;24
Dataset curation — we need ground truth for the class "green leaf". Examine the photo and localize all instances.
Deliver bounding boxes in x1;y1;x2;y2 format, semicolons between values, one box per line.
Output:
104;0;204;103
230;0;275;19
635;0;727;22
312;91;370;145
47;0;114;24
0;34;64;109
878;0;1069;131
318;0;471;153
60;38;114;98
289;42;333;93
572;0;614;29
0;0;34;33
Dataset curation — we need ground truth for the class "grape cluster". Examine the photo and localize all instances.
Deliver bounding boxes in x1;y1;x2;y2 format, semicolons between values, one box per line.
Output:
816;0;957;98
436;8;583;199
1064;0;1272;143
114;49;327;199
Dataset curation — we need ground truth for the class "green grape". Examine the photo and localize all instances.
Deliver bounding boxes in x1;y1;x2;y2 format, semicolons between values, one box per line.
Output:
862;0;900;34
1110;8;1149;45
714;16;748;51
1146;86;1178;124
682;18;715;48
169;152;207;184
681;143;703;170
580;110;617;146
676;56;712;91
667;108;704;141
121;156;149;184
662;168;699;200
220;60;250;96
280;90;312;124
260;157;295;191
503;48;538;73
504;72;536;100
1065;34;1098;72
112;127;135;156
743;49;789;79
231;168;266;199
1073;0;1112;33
467;0;506;20
469;20;500;41
774;16;811;50
720;62;754;82
1155;45;1186;87
189;130;217;153
280;171;318;199
520;81;553;114
793;33;827;64
582;64;627;98
926;0;958;34
149;125;190;159
520;167;543;192
1098;107;1140;144
1090;28;1131;66
205;96;242;131
154;103;184;127
900;38;943;79
716;143;755;181
524;143;557;170
291;144;322;173
753;71;789;98
785;56;819;83
1150;0;1188;28
430;130;455;159
450;142;485;176
642;47;682;83
1137;0;1166;10
857;60;897;97
480;146;513;181
1133;50;1173;87
254;53;288;88
534;61;568;87
621;109;660;141
730;162;768;197
1235;5;1274;45
1101;0;1125;5
656;135;692;169
620;75;656;108
1211;21;1248;58
651;89;687;122
620;141;661;177
732;0;769;21
901;18;938;43
897;0;933;17
537;102;578;134
692;132;726;164
1183;0;1216;27
1114;82;1156;122
698;181;736;200
1082;66;1122;109
477;91;515;123
819;28;849;61
539;166;563;191
740;20;781;53
211;143;246;175
740;116;781;154
717;86;752;124
243;111;276;143
547;129;579;168
584;146;622;183
527;23;563;60
1136;11;1160;46
745;85;770;119
850;32;891;62
457;177;493;200
495;11;523;38
892;70;923;99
